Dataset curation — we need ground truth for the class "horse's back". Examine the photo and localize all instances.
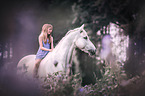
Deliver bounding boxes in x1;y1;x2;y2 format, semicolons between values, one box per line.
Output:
17;55;36;77
17;55;35;67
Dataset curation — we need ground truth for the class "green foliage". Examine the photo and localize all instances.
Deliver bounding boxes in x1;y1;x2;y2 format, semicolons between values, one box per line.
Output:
81;66;118;96
41;72;82;96
41;60;126;96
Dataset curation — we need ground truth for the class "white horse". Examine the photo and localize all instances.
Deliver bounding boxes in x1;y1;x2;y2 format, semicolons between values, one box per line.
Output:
17;24;96;79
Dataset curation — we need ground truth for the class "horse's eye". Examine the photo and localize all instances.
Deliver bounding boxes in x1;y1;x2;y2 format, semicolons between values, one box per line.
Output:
83;36;88;39
80;30;83;33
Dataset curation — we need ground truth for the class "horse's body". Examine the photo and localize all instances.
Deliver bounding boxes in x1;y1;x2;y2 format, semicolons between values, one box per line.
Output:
17;25;96;79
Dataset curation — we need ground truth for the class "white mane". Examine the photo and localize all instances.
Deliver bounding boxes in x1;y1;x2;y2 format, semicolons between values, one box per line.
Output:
54;27;80;50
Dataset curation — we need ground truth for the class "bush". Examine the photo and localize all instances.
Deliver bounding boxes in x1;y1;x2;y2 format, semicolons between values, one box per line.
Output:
41;72;82;96
41;60;126;96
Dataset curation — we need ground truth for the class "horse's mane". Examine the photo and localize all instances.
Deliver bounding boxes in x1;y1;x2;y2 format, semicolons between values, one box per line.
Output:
65;27;80;36
54;27;80;49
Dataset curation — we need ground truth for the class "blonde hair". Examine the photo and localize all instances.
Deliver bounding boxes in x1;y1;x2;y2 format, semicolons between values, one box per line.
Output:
40;24;53;44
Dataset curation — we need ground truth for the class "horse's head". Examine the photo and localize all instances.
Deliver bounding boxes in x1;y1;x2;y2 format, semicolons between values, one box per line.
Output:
75;24;96;56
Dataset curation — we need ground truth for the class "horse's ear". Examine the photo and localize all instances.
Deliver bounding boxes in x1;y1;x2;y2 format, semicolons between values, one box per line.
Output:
80;24;84;30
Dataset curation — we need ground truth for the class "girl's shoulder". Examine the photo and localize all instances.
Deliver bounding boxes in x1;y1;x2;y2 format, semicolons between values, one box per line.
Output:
39;34;44;39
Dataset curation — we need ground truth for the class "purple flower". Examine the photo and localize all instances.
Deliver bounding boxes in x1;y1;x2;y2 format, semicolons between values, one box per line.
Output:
79;88;84;92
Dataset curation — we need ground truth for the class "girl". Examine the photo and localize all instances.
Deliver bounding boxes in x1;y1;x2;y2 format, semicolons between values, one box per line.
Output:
33;24;54;78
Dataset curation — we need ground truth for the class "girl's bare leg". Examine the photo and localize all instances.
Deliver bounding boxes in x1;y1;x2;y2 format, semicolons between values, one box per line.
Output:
33;59;42;78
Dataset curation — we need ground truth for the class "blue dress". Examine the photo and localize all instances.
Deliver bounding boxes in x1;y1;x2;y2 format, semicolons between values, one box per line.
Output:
36;39;50;59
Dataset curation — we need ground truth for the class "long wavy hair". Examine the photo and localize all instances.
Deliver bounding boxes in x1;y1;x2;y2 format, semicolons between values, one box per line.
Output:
40;24;53;44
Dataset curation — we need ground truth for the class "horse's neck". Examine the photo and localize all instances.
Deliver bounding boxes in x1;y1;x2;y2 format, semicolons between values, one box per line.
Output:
54;32;78;64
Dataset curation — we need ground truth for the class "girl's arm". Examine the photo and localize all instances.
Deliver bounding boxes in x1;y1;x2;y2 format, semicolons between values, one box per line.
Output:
39;35;52;52
51;36;54;50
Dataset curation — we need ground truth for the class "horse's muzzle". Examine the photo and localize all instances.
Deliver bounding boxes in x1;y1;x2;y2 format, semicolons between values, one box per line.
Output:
88;49;96;56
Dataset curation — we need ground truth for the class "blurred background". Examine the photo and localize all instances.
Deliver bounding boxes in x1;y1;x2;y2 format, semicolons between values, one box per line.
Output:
1;0;145;95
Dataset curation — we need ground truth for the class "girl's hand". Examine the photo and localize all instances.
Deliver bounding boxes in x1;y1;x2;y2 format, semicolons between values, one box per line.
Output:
49;49;53;52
